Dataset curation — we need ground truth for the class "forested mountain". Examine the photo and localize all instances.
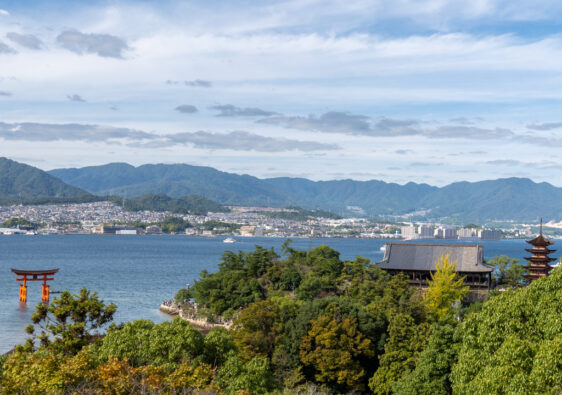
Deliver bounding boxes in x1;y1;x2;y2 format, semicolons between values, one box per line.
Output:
49;162;562;222
49;162;436;215
420;178;562;222
0;157;89;203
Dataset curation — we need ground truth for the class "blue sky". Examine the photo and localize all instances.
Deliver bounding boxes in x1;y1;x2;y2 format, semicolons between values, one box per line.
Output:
2;0;562;186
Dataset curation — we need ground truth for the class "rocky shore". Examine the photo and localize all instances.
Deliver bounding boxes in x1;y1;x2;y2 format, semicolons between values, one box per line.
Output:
160;302;232;330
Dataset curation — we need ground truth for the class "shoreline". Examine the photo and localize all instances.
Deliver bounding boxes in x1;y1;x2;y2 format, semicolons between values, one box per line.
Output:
159;303;232;331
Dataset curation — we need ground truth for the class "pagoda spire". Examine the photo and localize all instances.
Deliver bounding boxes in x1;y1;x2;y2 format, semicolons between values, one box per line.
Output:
524;219;556;282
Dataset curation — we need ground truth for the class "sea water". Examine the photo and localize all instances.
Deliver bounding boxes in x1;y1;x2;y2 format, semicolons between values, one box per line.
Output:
0;235;541;353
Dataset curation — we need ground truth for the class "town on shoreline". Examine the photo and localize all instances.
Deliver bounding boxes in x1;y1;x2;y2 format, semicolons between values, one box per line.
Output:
0;200;556;239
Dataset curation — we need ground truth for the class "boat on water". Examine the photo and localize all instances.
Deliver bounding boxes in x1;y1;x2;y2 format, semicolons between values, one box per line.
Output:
380;244;386;252
223;237;236;243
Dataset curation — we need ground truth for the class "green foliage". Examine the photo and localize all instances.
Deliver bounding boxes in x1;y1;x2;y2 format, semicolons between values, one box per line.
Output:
200;220;241;233
1;217;40;229
233;299;282;359
159;216;191;233
216;353;275;394
299;306;375;392
47;160;562;222
123;193;229;215
451;268;562;393
0;352;9;384
174;287;192;304
369;313;430;394
0;157;88;202
192;246;279;317
393;323;458;395
25;288;116;356
423;253;469;323
97;318;204;367
487;254;529;287
15;243;553;393
202;327;237;366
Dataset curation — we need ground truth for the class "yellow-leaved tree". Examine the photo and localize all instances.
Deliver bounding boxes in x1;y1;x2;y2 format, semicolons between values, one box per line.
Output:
423;253;469;322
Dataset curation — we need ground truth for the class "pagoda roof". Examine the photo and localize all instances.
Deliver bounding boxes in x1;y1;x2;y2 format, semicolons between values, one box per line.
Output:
525;257;556;263
525;247;556;254
377;242;493;273
527;233;554;246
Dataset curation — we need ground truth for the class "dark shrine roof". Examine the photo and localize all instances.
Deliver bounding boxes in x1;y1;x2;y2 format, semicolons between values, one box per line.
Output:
377;243;493;273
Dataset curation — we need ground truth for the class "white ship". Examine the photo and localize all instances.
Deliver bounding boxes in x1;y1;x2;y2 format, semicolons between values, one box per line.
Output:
223;237;236;243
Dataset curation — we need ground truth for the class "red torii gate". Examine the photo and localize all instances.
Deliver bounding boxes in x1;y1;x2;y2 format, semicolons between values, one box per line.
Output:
11;268;59;303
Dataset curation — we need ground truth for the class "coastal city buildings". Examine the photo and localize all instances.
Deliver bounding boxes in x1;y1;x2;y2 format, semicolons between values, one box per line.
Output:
0;201;549;239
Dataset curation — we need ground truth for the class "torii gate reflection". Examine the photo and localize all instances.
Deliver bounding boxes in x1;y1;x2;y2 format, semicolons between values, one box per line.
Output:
11;268;59;303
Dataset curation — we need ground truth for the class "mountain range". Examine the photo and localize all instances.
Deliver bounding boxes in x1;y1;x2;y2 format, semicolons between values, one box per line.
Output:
0;157;559;223
48;162;562;223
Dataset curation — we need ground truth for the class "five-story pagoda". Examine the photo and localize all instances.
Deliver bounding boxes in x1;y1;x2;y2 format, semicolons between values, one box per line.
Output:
525;219;556;281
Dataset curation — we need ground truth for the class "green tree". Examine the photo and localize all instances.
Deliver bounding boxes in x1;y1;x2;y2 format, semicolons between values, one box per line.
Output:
299;306;375;392
159;216;191;233
393;323;458;395
174;287;192;304
192;247;278;317
423;254;469;323
1;217;40;229
487;254;528;288
233;299;281;359
451;268;562;393
216;353;275;394
97;318;204;367
369;313;430;394
24;288;116;355
202;326;237;367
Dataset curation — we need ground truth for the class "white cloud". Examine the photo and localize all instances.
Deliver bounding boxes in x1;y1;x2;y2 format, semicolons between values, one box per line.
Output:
2;1;562;185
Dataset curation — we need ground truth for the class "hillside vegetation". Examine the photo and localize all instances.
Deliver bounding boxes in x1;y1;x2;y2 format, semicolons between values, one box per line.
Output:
50;161;562;222
0;157;89;203
7;243;554;393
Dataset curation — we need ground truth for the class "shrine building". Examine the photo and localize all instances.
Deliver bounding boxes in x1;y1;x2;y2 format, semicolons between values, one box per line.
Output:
377;242;493;289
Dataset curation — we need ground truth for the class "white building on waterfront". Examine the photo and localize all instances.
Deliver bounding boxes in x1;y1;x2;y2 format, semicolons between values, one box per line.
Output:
434;226;457;239
401;225;418;240
479;229;500;240
419;225;434;238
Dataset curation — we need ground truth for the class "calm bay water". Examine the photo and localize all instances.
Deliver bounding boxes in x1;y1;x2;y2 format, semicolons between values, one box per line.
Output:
0;235;546;353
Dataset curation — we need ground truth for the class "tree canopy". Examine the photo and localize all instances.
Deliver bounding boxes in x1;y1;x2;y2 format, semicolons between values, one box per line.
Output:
10;246;562;394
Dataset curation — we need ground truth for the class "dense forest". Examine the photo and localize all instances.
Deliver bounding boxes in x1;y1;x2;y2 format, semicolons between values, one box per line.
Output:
1;244;559;394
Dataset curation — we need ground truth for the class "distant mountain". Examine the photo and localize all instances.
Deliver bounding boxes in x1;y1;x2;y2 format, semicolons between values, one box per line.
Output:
49;162;562;223
0;157;89;203
49;162;436;215
419;178;562;223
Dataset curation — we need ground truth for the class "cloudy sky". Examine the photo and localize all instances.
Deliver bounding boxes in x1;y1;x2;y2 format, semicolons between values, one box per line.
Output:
2;0;562;186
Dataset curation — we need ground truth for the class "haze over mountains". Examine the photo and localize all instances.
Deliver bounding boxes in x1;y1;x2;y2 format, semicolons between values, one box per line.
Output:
49;162;562;223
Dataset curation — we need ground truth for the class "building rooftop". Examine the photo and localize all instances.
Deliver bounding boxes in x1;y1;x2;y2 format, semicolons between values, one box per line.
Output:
377;242;493;273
